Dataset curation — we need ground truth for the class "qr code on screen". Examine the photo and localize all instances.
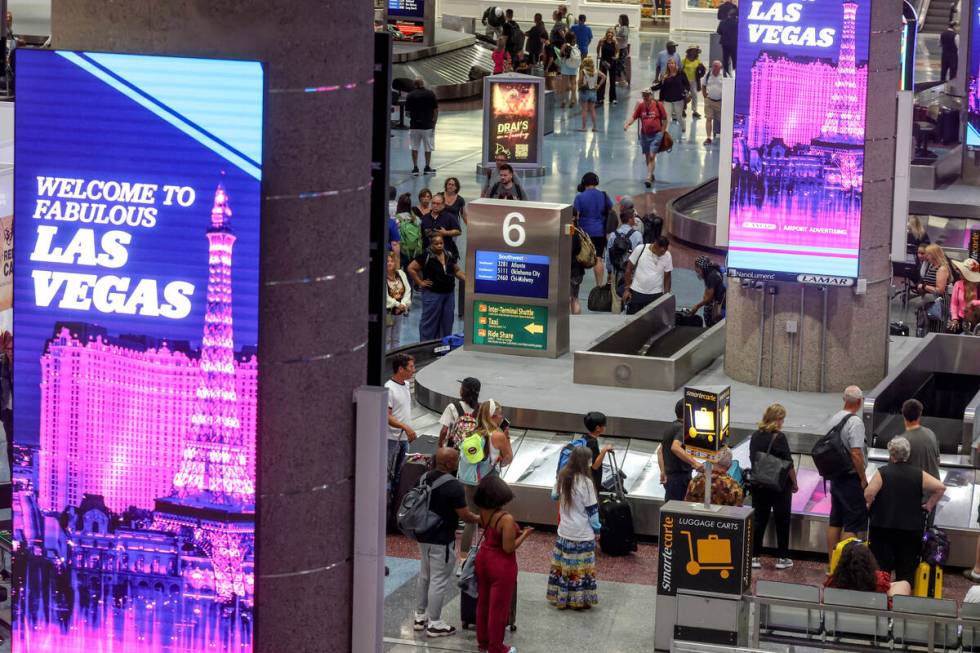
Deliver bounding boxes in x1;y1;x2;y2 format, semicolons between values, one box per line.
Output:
515;144;528;158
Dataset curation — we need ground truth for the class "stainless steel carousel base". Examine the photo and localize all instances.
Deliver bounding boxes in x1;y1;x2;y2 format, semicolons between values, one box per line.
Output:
573;294;725;391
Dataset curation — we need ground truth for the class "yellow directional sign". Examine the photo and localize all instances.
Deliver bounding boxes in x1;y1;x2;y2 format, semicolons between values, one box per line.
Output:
524;323;544;334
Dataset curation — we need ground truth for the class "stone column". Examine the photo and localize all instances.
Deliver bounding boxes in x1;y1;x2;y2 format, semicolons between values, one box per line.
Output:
724;0;901;393
52;2;371;651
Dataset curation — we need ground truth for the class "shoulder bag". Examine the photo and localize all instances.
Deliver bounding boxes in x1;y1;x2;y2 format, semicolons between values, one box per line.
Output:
751;432;791;492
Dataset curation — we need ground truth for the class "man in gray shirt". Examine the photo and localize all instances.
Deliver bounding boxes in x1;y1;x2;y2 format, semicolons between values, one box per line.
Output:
826;385;870;565
900;398;940;480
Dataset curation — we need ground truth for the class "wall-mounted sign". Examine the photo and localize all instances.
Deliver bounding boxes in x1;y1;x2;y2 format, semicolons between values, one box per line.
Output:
727;0;871;283
970;228;980;261
482;75;545;171
683;385;731;460
472;301;549;350
14;49;263;652
474;250;550;299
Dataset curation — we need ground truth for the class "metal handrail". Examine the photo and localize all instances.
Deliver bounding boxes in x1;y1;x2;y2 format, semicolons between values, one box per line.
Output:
751;594;964;652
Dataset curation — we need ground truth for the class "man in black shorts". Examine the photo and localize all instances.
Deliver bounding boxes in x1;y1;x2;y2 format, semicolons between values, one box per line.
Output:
826;385;870;566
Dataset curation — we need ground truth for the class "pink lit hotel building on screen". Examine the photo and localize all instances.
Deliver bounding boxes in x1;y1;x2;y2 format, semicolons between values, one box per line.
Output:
36;327;257;515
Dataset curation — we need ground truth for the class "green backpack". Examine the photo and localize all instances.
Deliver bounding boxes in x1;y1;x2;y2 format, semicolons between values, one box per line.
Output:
397;212;423;259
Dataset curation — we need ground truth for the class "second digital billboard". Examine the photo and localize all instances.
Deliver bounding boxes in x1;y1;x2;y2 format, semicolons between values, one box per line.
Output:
14;49;262;652
727;0;871;284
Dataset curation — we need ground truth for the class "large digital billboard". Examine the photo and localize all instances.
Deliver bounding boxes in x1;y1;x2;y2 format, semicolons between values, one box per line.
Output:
969;0;980;146
14;49;263;652
484;78;541;166
727;0;871;284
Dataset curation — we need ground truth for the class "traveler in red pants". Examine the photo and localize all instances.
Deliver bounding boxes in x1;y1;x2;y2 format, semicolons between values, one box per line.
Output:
474;475;533;653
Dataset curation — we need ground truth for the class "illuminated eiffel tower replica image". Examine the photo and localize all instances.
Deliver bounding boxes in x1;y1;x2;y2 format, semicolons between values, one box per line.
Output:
155;180;256;604
814;0;866;191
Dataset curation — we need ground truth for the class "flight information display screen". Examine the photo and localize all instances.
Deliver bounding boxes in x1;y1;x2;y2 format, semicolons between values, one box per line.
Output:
474;249;549;299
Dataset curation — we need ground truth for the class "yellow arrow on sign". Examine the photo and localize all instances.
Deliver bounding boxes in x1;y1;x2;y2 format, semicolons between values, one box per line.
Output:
524;323;544;335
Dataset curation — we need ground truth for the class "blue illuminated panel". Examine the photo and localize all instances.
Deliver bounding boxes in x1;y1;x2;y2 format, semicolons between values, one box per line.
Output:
475;250;550;299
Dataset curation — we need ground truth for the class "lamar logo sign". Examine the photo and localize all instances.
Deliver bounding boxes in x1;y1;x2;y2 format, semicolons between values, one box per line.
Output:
797;274;854;287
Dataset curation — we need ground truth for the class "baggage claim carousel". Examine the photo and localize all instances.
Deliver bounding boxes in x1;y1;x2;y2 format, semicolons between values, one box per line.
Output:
402;301;980;565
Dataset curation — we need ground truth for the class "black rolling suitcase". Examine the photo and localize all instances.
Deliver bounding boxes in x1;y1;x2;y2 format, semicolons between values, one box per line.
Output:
460;581;517;631
939;107;960;145
599;452;637;556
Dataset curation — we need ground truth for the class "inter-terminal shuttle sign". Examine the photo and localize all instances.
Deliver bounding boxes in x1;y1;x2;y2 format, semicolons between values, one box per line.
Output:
727;0;871;283
15;49;262;652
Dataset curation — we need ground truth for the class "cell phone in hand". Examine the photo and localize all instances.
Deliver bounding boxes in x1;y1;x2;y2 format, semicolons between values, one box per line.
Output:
501;418;511;431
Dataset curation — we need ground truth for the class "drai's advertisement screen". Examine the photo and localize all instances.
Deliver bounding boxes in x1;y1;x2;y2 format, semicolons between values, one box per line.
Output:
488;80;539;164
14;50;262;652
969;0;980;146
727;0;871;284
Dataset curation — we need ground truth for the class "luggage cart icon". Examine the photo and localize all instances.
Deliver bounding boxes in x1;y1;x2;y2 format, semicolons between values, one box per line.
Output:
681;530;733;579
685;403;716;441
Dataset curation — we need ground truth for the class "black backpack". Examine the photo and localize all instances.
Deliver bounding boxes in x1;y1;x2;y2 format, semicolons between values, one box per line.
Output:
640;213;664;243
509;21;526;52
608;229;636;274
811;413;859;479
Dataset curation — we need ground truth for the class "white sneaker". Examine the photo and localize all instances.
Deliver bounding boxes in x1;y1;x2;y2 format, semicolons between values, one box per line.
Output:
775;558;794;570
413;613;427;631
508;648;518;653
426;621;456;637
751;557;762;569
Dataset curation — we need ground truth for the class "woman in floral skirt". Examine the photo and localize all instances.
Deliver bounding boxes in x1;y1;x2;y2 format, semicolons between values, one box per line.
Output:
547;446;600;609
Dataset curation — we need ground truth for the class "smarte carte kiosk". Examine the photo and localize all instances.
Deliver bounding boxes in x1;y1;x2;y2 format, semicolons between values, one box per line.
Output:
655;385;752;650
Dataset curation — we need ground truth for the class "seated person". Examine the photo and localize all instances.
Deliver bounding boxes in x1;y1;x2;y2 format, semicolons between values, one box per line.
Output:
824;541;911;605
684;447;743;506
949;258;980;334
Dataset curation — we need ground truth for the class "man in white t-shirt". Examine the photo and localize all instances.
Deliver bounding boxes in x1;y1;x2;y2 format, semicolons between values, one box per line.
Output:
438;377;481;448
386;353;418;494
622;235;673;315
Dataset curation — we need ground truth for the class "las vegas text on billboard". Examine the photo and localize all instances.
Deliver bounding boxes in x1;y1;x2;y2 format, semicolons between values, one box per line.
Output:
727;0;870;285
14;49;262;652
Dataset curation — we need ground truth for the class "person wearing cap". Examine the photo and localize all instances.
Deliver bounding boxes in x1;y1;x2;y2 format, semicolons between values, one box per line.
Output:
654;40;682;80
624;88;667;187
682;45;706;120
688;256;726;326
439;377;482;449
949;258;980;334
604;197;644;313
940;21;959;81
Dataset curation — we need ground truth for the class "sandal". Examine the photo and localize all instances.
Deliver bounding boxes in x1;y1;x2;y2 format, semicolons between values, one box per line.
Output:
963;569;980;583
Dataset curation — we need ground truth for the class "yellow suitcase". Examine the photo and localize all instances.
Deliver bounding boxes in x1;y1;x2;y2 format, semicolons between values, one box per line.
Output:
696;534;732;565
913;561;943;598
